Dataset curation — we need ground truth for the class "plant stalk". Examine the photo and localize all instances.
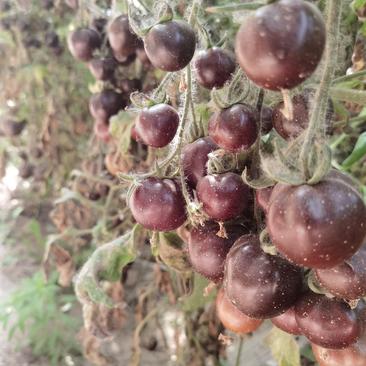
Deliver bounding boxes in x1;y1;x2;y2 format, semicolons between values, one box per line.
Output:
299;0;342;180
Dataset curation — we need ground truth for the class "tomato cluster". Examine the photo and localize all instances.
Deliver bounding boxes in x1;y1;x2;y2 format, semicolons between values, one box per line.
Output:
67;1;366;363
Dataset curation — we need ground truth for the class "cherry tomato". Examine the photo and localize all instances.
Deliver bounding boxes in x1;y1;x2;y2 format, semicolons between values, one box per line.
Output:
89;90;127;124
255;187;273;214
312;333;366;366
107;15;139;62
315;244;366;300
88;57;117;81
181;137;218;188
135;104;179;148
129;178;186;231
272;91;333;140
224;234;303;318
67;28;101;62
188;222;245;283
197;173;251;221
295;292;361;349
208;104;258;152
235;0;325;90
216;288;263;334
194;48;236;89
144;20;196;71
271;307;301;335
267;171;366;269
94;120;110;142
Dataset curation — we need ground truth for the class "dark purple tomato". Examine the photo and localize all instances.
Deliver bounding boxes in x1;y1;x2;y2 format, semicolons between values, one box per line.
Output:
136;43;152;68
130;125;142;142
273;92;333;140
45;31;60;49
116;78;142;94
0;119;26;136
312;334;366;366
216;288;263;334
129;178;186;231
181;137;218;188
94;120;110;142
113;50;136;64
91;17;107;34
89;90;127;124
196;173;251;221
193;48;236;89
188;222;245;283
235;0;325;90
208;104;258;152
107;15;139;61
88;58;117;81
224;234;303;318
261;106;273;134
67;28;101;62
255;187;273;214
135;104;179;148
267;171;366;269
144;20;196;72
271;307;301;335
315;244;366;300
295;292;361;349
19;162;34;179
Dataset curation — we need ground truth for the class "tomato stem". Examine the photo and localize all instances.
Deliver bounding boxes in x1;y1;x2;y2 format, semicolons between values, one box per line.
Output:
299;0;342;180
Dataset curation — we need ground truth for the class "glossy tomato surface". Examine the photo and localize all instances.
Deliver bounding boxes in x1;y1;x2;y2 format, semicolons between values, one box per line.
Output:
216;288;263;334
194;48;235;89
271;307;301;335
224;235;303;318
255;187;273;214
88;57;117;81
188;222;245;283
312;334;366;366
197;173;251;221
67;28;101;62
135;104;179;148
208;104;258;152
89;90;127;124
315;244;366;300
267;171;366;269
129;178;187;231
181;137;218;188
144;20;195;72
295;292;361;349
235;0;325;90
272;92;333;140
107;15;139;60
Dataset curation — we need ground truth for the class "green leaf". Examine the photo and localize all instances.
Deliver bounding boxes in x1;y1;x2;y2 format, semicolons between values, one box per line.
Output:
265;327;300;366
342;131;366;168
181;273;216;312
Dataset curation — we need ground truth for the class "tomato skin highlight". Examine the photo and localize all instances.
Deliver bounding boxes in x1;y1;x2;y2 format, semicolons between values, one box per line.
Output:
208;104;258;152
216;288;263;334
315;244;366;300
144;20;196;72
194;48;236;90
135;104;179;148
235;0;325;90
267;171;366;269
197;172;251;221
271;307;302;335
295;292;362;349
188;222;245;283
129;178;187;231
224;234;303;318
181;137;218;188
